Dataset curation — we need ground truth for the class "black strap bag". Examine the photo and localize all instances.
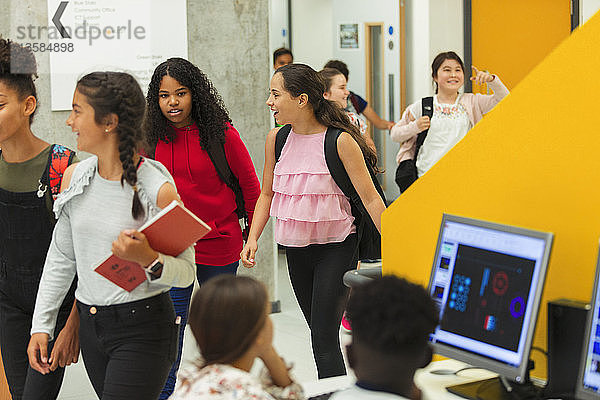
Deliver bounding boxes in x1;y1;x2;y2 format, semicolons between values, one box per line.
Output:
275;125;386;259
206;141;249;241
395;96;433;193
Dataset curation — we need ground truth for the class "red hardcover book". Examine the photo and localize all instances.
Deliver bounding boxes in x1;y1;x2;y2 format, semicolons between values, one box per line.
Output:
94;201;211;291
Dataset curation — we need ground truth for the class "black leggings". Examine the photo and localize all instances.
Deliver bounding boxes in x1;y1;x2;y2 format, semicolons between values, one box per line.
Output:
285;233;358;379
76;293;179;400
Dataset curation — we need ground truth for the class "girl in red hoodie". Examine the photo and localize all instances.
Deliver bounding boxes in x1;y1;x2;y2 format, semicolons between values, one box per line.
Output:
144;57;261;399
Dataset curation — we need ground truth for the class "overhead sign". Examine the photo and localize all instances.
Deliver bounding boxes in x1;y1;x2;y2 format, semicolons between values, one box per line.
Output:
41;0;187;110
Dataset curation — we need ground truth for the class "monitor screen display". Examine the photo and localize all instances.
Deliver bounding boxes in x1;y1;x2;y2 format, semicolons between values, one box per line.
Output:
428;215;552;381
578;246;600;398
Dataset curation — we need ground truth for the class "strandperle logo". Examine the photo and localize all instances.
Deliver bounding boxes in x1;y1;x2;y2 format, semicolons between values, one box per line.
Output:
15;1;147;46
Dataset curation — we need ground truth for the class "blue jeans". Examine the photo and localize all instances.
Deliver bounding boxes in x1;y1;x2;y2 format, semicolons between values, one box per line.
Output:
159;261;239;399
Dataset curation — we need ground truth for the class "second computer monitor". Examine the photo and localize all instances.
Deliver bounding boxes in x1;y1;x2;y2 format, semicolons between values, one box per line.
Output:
575;244;600;400
428;214;553;383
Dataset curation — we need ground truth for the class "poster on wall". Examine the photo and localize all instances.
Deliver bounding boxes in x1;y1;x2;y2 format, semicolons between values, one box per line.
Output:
339;24;359;49
44;0;187;111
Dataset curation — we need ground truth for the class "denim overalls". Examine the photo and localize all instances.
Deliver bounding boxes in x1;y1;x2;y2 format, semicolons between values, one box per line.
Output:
0;147;76;400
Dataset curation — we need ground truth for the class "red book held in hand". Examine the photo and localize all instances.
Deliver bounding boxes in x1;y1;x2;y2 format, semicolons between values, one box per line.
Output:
94;200;211;292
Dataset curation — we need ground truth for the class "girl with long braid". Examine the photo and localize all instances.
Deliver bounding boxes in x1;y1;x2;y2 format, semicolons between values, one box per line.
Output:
28;71;195;399
145;57;260;399
241;64;386;379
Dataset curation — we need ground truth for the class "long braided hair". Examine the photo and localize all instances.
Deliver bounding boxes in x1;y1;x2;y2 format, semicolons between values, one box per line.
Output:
276;63;378;171
144;57;231;154
76;71;146;220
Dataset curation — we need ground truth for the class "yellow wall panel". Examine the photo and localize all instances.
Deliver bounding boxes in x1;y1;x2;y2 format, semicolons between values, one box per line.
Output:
471;0;571;92
382;11;600;379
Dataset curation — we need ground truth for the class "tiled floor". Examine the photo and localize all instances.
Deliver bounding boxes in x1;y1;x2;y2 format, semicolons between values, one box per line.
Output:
56;251;371;399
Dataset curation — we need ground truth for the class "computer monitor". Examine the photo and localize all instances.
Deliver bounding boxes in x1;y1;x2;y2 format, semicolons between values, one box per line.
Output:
427;214;553;398
576;244;600;400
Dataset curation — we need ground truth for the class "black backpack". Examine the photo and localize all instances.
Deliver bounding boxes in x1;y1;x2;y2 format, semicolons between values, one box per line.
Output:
275;124;386;259
394;96;433;193
206;141;249;241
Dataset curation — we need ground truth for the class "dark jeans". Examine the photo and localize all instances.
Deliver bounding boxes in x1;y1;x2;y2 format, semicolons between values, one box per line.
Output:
285;234;358;379
77;292;178;400
160;261;239;400
0;263;74;400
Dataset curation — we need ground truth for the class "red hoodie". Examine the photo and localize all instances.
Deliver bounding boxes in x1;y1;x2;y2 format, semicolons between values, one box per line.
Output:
155;122;260;266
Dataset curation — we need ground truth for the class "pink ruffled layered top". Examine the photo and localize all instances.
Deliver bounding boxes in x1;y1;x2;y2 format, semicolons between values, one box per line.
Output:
270;129;355;247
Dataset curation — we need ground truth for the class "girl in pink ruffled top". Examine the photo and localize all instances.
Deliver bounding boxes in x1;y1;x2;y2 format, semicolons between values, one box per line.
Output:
241;64;386;379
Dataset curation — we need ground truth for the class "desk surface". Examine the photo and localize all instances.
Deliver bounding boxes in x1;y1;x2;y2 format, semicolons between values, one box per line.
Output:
303;359;498;399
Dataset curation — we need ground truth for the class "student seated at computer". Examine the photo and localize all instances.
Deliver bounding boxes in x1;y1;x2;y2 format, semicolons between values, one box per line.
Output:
170;275;305;400
331;276;439;400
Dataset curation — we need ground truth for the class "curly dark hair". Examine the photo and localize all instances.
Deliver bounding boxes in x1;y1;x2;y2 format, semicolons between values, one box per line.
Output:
346;276;439;355
144;57;231;155
76;71;146;220
276;63;378;171
0;37;38;123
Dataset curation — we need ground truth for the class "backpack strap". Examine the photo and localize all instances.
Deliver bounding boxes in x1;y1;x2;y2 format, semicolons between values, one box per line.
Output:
323;127;386;220
44;144;76;201
274;124;292;162
415;96;434;157
206;140;247;223
323;127;356;201
324;127;386;260
324;127;385;199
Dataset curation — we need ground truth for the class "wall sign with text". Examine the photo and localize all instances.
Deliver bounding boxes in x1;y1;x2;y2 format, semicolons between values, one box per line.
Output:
42;0;188;111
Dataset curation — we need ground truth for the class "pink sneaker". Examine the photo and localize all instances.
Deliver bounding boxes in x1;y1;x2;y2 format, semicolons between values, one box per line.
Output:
341;312;352;333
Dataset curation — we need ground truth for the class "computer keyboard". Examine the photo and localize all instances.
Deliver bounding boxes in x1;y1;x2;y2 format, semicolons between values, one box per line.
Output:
308;391;335;400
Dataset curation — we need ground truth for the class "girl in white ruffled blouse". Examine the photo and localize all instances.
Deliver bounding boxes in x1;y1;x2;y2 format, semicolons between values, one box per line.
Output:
391;51;509;189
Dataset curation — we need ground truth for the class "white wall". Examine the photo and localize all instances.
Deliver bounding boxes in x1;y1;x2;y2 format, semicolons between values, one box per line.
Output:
405;0;463;105
581;0;600;25
290;0;332;69
429;0;463;58
405;0;431;105
329;0;401;199
330;0;400;109
269;0;290;60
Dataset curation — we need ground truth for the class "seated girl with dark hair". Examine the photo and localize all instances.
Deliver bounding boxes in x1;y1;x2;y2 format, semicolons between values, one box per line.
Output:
171;275;305;400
